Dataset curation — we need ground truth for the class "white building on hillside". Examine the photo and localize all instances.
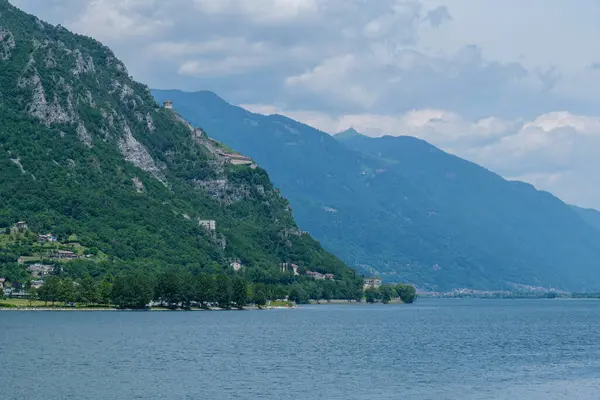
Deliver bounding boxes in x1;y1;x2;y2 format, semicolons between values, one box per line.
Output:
363;278;382;290
199;220;216;231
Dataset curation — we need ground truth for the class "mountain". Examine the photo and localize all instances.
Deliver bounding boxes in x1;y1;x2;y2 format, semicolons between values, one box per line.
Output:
334;128;364;140
571;205;600;232
152;89;600;291
0;1;362;298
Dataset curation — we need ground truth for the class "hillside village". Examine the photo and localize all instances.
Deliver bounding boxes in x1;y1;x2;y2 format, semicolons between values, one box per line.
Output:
0;220;340;299
0;219;405;305
0;221;99;297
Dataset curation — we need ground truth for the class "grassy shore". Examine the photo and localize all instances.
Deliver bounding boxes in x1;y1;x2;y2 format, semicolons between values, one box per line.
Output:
0;298;296;311
0;298;116;309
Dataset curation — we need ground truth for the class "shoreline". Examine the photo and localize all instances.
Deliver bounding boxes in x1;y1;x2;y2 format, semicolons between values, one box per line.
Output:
0;305;298;312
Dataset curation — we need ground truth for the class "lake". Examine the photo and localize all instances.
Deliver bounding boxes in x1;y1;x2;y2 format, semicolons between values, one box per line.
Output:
2;299;600;399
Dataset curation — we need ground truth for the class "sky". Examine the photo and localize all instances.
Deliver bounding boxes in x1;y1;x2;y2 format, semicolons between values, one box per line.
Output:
11;0;600;208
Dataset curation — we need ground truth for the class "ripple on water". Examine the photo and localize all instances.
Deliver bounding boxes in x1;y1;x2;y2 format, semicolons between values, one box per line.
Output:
2;299;600;400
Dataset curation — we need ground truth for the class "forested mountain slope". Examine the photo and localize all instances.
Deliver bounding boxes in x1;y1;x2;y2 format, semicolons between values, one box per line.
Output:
152;89;600;291
571;205;600;233
0;0;362;300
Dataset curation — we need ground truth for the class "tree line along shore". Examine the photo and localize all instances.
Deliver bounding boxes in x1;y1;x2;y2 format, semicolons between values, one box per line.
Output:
1;269;417;310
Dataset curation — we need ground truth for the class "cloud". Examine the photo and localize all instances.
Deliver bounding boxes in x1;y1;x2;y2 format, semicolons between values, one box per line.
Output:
178;56;267;77
425;6;452;27
12;0;600;116
283;44;543;117
9;0;600;207
11;0;470;112
191;0;319;22
67;0;173;40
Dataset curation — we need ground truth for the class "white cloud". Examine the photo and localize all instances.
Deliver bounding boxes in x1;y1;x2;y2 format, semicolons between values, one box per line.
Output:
13;0;600;118
68;0;172;40
147;38;256;58
285;54;381;109
178;56;268;77
523;112;600;133
192;0;319;22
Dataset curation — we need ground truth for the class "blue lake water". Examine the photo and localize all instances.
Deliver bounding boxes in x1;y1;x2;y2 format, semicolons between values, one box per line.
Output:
2;299;600;400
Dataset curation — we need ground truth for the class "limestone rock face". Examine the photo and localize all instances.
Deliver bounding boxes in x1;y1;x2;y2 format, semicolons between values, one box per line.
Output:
0;27;15;60
118;124;166;185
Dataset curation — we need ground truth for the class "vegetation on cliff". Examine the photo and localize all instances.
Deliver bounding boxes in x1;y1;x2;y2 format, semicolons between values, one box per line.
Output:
0;0;365;302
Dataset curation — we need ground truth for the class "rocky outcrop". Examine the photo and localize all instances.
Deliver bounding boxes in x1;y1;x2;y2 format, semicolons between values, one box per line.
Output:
71;49;95;75
193;179;251;205
131;177;145;193
18;74;73;126
83;89;95;107
106;54;128;75
101;109;116;129
76;122;92;148
0;27;15;61
10;157;25;174
17;56;76;125
44;48;57;68
145;112;155;132
118;124;166;185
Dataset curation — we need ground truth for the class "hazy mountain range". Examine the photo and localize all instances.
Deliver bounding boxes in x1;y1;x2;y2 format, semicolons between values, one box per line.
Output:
153;89;600;291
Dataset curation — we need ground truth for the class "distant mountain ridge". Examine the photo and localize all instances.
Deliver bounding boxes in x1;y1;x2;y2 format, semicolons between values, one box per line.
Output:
151;93;600;292
334;128;364;140
571;205;600;232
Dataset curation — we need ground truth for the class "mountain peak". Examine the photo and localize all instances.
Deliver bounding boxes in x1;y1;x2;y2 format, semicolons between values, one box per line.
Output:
334;127;365;139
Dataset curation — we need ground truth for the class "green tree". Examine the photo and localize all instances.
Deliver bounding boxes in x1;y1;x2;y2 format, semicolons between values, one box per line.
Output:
288;286;308;304
352;277;365;302
354;287;364;302
194;273;214;308
58;278;76;305
252;283;267;308
39;276;60;306
321;283;332;302
0;286;3;299
79;275;98;305
156;268;182;308
99;277;113;306
232;277;248;309
215;275;232;309
365;288;380;303
179;269;195;309
27;287;37;306
111;270;154;309
380;285;394;304
394;284;417;304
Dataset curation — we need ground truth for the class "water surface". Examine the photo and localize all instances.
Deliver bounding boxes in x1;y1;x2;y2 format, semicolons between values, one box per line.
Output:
2;299;600;399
